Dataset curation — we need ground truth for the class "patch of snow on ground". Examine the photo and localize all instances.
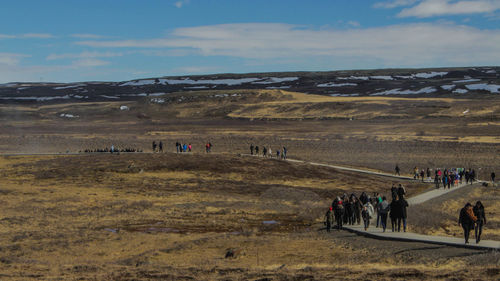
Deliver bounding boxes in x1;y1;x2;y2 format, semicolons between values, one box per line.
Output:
266;86;291;89
54;84;86;90
119;80;155;86
484;70;496;74
337;76;369;80
163;77;260;85
120;106;129;110
370;76;394;80
414;72;448;78
60;113;79;118
465;83;500;93
441;85;456;90
453;89;468;94
371;87;436;96
151;98;165;104
149;92;166;96
330;93;360;97
100;95;119;99
0;95;71;101
252;77;298;84
317;82;357;87
185;86;209;89
454;79;481;83
17;87;30;90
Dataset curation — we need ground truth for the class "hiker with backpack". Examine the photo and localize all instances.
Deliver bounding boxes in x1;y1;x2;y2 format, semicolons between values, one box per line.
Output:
378;196;390;232
332;197;345;230
458;202;477;244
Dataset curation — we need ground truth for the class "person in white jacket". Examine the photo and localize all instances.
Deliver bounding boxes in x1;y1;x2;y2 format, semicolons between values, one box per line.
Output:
362;198;375;230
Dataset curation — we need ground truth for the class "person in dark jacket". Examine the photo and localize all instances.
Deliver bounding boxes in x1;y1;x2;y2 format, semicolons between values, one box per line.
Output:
397;184;406;199
345;198;354;225
158;141;163;153
491;172;496;185
378;196;390;232
394;197;409;232
458;203;477;244
324;207;334;232
391;184;398;200
395;165;400;176
359;192;368;205
255;145;259;155
434;174;440;189
473;201;486;243
389;196;399;232
351;194;362;225
332;197;345;230
250;144;254;155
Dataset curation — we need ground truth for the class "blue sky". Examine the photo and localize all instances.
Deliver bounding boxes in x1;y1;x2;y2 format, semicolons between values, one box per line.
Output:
1;0;500;83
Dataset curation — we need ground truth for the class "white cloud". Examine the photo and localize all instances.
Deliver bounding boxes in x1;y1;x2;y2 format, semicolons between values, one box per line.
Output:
47;51;124;60
70;33;107;39
0;33;54;39
374;0;419;9
347;21;361;27
72;58;110;67
75;22;500;67
174;0;190;8
0;53;30;66
398;0;500;18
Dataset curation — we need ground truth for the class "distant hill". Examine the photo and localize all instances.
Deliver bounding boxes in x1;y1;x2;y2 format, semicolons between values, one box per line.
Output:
0;66;499;103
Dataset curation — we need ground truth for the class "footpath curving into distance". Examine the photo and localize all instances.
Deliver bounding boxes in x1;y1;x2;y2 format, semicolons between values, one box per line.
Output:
245;155;499;250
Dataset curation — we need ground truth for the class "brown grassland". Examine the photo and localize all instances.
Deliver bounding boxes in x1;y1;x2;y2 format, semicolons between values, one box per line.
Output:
0;89;499;280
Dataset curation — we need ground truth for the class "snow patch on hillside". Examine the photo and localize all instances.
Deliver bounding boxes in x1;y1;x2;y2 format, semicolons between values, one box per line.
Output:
465;83;500;93
252;77;298;84
441;85;456;90
317;82;357;87
337;76;369;80
371;87;436;96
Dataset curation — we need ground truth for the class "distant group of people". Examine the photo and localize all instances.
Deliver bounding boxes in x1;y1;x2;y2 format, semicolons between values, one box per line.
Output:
82;146;142;153
324;184;409;233
396;165;496;187
250;144;287;160
459;201;487;244
152;141;164;152
174;141;213;153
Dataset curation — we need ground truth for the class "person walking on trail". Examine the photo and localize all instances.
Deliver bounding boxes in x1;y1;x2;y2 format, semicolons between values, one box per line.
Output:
375;193;382;228
459;203;477;244
324;207;334;232
395;196;409;232
378;196;390;232
332;197;344;230
470;169;476;184
255;145;259;155
359;192;368;205
263;147;267;157
152;141;157;152
395;165;400;176
491;172;495;185
397;184;406;199
434;174;440;189
345;197;354;225
442;174;448;189
176;142;180;153
250;144;254;155
420;170;425;182
282;146;287;160
276;149;280;159
188;143;192;152
362;198;374;231
159;141;163;153
473;201;486;243
426;168;431;181
389;196;398;232
183;143;188;153
391;184;398;201
351;194;362;225
268;147;272;158
413;166;419;179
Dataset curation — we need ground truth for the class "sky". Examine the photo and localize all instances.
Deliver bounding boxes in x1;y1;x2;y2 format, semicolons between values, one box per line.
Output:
1;0;500;83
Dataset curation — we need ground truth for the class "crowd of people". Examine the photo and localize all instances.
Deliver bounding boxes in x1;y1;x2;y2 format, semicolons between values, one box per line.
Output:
324;184;409;233
82;146;142;153
396;165;498;187
249;144;287;160
172;141;213;153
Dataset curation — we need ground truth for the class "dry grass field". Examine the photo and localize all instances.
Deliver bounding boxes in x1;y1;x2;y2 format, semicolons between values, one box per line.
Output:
0;89;499;280
0;154;498;280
